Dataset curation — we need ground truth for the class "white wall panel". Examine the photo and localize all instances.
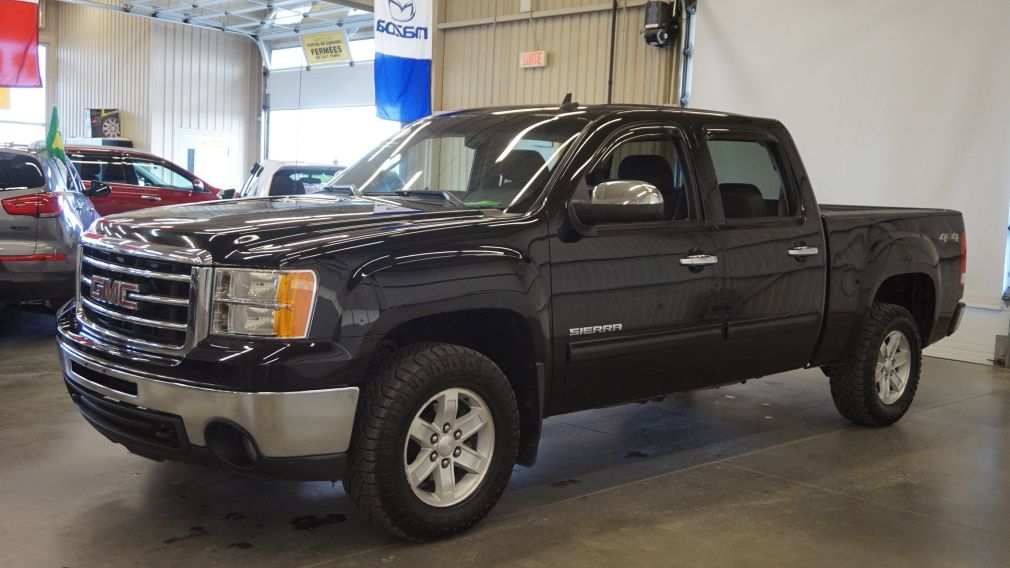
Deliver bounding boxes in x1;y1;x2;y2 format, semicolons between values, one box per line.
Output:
54;1;151;147
51;1;262;188
691;0;1010;364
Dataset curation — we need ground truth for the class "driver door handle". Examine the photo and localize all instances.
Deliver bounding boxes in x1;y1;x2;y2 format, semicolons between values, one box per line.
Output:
141;195;162;202
679;254;719;267
787;245;819;257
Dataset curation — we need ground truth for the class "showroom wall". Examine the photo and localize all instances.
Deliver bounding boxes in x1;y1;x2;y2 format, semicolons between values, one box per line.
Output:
39;0;262;189
435;0;679;110
691;0;1010;364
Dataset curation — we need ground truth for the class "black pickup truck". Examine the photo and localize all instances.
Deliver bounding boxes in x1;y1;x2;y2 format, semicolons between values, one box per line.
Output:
57;104;966;540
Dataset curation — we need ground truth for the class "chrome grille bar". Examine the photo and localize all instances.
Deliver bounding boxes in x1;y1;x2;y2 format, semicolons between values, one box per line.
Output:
128;293;191;307
82;298;188;331
82;256;191;282
78;315;188;351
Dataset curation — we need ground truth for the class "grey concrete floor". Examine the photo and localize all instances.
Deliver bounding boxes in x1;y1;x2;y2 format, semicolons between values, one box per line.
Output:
2;310;1009;567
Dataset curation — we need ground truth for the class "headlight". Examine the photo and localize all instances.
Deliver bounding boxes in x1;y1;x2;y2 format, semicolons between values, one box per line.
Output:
212;268;317;339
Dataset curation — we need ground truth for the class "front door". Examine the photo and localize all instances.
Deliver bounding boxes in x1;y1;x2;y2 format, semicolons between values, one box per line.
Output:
131;159;209;207
703;129;826;380
549;125;725;414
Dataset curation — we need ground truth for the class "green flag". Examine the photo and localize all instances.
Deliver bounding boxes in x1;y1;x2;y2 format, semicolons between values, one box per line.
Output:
46;107;66;161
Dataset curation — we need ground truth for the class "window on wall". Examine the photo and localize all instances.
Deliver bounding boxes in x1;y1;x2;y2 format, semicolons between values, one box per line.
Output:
267;106;402;166
0;45;47;144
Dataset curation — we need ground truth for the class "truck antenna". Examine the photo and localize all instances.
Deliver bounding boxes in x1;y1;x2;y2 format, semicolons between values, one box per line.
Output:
560;93;578;111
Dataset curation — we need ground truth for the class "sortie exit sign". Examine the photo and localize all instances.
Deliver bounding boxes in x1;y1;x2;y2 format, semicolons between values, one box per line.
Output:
520;50;547;68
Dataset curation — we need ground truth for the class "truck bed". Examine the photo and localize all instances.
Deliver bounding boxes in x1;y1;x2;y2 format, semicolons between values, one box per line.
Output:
811;203;965;367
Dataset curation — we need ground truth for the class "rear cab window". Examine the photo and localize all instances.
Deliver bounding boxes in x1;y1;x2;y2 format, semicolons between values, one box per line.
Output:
270;169;339;196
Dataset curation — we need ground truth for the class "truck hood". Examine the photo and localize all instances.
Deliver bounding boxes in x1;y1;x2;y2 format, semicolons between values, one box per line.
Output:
88;195;504;267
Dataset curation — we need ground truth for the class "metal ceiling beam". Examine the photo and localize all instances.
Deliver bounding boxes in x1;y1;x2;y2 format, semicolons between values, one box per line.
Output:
327;0;372;11
57;0;373;48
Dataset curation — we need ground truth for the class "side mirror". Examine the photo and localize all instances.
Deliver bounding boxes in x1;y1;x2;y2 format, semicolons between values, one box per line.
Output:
84;181;112;198
219;188;236;199
192;179;206;192
571;180;665;225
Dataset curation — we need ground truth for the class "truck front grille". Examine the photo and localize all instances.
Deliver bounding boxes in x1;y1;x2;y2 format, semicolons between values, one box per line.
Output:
79;245;195;350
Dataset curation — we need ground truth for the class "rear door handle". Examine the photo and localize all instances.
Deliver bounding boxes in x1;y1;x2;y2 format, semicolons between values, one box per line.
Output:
787;245;819;257
141;195;162;202
679;254;719;267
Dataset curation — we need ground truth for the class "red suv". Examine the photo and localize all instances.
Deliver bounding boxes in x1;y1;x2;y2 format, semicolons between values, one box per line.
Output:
67;146;222;215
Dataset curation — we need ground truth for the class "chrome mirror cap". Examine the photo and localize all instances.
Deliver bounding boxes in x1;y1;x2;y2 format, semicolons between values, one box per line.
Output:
590;180;663;206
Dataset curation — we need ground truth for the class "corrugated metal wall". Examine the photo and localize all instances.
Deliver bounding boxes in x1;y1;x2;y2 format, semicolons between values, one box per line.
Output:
54;1;151;146
437;0;679;111
51;0;262;187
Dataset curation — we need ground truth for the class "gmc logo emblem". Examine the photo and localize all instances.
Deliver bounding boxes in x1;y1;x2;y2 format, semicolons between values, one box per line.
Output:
90;275;140;310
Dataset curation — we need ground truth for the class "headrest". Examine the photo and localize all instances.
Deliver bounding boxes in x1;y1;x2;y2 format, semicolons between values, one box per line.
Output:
498;150;546;185
720;183;765;218
618;155;673;187
75;162;101;181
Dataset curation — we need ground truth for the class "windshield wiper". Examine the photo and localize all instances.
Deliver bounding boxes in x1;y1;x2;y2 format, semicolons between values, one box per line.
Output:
318;184;356;196
363;189;467;208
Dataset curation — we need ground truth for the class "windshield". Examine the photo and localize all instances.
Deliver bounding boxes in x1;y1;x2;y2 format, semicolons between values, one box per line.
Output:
325;111;591;211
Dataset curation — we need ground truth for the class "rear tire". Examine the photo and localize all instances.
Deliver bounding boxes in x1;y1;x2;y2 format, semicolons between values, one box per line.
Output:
828;303;922;427
344;343;519;541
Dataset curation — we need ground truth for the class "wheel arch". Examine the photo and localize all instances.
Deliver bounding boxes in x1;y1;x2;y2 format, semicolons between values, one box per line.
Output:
365;308;547;467
870;271;938;345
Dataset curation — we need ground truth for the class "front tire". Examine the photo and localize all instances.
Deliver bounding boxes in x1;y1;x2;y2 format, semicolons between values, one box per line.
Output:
344;343;519;541
828;303;922;427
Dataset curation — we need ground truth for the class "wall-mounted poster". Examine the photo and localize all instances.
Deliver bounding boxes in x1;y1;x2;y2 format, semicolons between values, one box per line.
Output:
89;108;121;138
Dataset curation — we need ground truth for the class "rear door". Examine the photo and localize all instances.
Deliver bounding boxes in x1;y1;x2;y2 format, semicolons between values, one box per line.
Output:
549;124;726;414
72;151;153;215
0;152;44;256
703;128;826;379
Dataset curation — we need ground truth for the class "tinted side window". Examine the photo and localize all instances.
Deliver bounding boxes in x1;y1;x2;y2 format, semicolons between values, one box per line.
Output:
133;161;195;191
590;135;695;221
709;140;793;219
72;155;137;184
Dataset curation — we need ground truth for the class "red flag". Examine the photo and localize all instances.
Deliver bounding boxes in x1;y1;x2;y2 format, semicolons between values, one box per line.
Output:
0;0;41;88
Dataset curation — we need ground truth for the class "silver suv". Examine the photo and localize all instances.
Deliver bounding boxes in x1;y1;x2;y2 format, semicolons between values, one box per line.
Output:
0;143;104;310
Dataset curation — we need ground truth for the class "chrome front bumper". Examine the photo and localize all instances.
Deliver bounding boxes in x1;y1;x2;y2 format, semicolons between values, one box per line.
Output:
59;341;360;459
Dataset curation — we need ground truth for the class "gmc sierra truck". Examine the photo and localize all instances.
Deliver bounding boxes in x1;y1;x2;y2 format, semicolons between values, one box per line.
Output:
57;104;966;541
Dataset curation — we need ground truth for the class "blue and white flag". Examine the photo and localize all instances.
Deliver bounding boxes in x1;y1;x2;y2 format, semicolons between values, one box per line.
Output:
374;0;432;123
